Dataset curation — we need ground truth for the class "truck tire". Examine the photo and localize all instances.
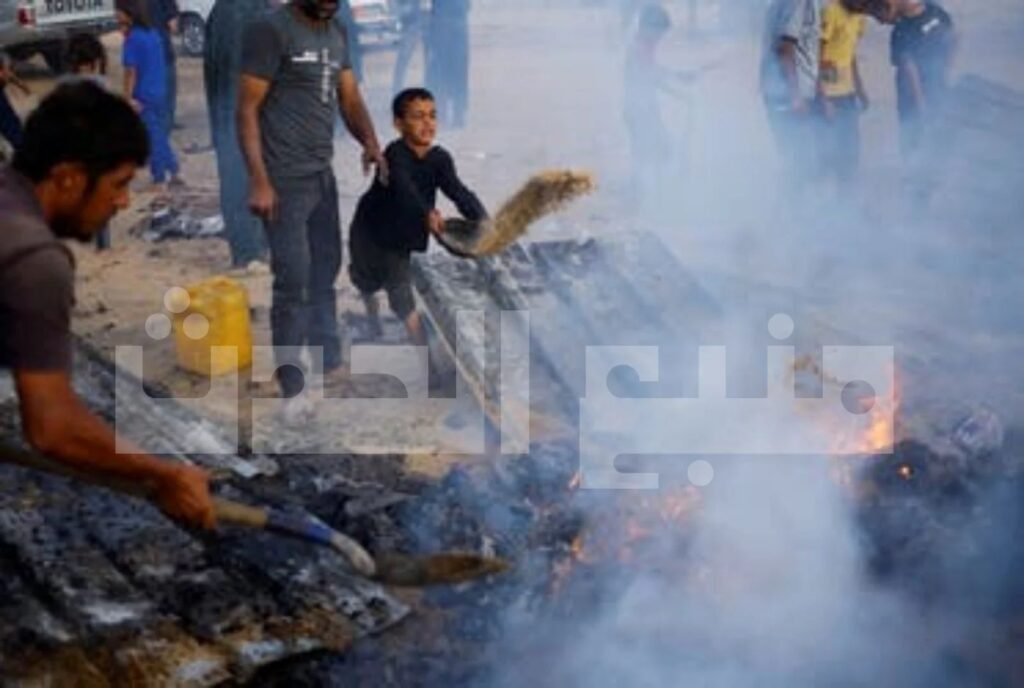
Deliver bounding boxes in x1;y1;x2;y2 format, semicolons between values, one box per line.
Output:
41;42;67;74
179;13;205;57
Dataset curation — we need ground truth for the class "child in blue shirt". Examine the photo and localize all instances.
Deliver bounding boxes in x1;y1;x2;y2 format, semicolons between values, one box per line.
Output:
116;0;182;193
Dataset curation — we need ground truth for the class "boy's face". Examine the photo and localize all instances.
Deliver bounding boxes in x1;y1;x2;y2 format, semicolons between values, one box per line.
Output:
395;98;437;148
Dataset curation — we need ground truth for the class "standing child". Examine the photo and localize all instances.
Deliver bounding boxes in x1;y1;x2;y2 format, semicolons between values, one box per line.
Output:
349;87;486;347
0;52;29;154
65;33;114;250
66;32;108;81
817;0;871;187
116;0;183;194
875;0;955;159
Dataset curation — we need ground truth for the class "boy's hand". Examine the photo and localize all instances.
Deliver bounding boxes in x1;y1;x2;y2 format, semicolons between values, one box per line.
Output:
427;210;445;236
154;464;216;530
249;178;278;220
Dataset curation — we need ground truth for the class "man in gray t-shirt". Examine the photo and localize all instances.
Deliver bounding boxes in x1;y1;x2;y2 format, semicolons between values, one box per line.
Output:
760;0;822;182
239;0;384;412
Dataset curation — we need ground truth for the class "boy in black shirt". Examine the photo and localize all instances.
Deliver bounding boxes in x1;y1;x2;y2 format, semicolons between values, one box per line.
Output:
349;87;487;344
875;0;956;156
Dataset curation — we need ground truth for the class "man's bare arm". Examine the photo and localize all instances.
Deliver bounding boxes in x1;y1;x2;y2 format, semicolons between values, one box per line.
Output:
336;69;385;178
237;74;276;218
853;57;868;109
14;370;214;528
777;38;806;112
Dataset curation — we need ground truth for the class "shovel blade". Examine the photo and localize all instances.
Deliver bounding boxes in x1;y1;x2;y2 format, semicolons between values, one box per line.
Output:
374;552;510;587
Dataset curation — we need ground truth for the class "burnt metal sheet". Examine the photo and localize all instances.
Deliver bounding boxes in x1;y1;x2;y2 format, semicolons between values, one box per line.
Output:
0;341;410;685
412;232;722;422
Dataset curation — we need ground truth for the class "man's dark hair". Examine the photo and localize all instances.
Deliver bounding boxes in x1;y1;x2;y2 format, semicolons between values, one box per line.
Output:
115;0;153;29
12;81;148;186
65;32;108;74
392;87;434;119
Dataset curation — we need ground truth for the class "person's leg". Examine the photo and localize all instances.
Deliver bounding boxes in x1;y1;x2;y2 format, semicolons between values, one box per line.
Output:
139;104;167;184
383;253;419;343
266;177;319;397
306;171;343;374
163;35;178;130
430;22;454;125
361;292;383;337
0;88;23;150
392;24;418;94
835;95;860;185
349;222;387;339
216;126;266;266
451;23;470;127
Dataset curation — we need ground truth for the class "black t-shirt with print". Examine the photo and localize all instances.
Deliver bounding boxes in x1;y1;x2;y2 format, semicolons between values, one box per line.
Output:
890;3;955;119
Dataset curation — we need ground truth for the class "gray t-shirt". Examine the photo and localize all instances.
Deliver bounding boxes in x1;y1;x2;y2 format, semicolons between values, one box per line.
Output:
0;167;75;372
240;6;353;181
760;0;822;104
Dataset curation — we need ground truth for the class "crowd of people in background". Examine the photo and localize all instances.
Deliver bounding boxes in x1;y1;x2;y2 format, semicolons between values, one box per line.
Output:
0;0;961;367
760;0;956;198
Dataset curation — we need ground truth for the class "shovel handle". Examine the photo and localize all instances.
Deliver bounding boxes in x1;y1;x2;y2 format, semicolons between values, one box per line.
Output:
0;444;377;576
213;497;269;529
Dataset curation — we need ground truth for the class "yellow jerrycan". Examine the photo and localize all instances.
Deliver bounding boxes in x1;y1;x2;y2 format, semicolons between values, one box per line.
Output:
171;276;253;376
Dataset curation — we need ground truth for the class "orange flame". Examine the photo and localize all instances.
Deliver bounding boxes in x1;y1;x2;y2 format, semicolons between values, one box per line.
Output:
793;356;900;456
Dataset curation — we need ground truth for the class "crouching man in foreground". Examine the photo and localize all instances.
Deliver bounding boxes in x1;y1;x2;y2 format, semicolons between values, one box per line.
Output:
0;82;215;529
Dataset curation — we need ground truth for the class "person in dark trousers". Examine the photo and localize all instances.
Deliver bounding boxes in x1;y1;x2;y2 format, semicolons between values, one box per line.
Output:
349;88;486;346
203;0;269;271
816;0;872;186
65;33;114;250
0;52;28;154
116;0;183;193
147;0;180;131
426;0;470;128
875;0;955;159
238;0;384;422
0;81;214;529
392;0;424;94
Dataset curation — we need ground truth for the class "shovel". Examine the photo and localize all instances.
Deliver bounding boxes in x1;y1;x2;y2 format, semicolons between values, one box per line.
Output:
0;444;508;587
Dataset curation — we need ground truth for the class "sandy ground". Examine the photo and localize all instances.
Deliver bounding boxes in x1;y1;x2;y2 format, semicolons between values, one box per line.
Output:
5;0;1024;467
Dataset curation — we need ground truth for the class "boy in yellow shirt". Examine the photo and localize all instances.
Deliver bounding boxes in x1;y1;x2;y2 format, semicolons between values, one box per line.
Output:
817;0;872;184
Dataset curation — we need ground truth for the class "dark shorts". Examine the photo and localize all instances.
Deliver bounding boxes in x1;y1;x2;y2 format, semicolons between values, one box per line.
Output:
349;224;416;320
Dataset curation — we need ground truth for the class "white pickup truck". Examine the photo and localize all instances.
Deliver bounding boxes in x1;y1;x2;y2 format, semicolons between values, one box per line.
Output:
0;0;114;72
